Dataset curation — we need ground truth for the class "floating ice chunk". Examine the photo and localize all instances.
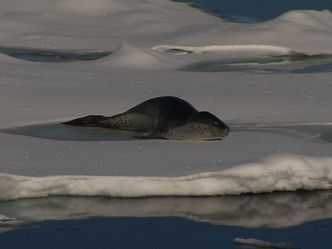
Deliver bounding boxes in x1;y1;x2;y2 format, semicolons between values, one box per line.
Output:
234;238;300;249
153;44;332;73
152;44;294;56
0;215;16;222
164;10;332;54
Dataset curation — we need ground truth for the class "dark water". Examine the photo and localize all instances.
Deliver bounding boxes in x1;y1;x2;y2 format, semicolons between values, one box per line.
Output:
176;0;332;23
0;217;332;249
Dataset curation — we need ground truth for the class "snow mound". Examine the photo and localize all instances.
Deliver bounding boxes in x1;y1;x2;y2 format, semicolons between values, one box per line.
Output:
101;43;169;69
0;154;331;200
276;10;332;30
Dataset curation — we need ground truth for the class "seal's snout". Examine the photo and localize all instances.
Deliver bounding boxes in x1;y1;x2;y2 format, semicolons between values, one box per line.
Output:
213;122;230;139
216;119;230;135
222;125;230;137
190;111;230;140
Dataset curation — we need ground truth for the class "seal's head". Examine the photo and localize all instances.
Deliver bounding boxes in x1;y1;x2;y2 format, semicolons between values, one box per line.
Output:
164;111;230;141
189;111;230;140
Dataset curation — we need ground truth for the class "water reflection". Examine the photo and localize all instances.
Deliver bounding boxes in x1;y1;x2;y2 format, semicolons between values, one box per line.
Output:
0;190;331;233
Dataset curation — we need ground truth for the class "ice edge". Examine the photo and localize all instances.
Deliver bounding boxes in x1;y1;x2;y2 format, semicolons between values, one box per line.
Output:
1;153;331;200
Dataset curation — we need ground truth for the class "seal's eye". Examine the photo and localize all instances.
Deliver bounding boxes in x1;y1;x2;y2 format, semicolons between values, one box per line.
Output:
213;121;219;126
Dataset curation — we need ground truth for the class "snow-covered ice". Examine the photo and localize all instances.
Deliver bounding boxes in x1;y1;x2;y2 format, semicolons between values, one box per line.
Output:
0;0;331;199
0;153;331;199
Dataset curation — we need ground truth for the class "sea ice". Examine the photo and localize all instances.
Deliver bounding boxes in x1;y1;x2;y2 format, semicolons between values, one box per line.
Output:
0;0;331;199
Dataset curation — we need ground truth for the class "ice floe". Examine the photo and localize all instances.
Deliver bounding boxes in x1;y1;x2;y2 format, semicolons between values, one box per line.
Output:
0;0;331;200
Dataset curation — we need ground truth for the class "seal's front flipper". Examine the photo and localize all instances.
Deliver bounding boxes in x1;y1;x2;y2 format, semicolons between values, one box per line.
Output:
62;115;107;127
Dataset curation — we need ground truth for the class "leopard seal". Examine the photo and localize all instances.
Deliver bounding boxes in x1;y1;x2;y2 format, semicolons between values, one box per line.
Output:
63;96;230;140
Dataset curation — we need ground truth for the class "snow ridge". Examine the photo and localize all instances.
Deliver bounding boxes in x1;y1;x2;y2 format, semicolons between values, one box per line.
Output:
0;154;331;200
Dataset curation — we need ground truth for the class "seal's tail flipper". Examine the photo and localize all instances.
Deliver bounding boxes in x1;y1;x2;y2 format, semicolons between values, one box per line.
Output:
62;115;107;127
